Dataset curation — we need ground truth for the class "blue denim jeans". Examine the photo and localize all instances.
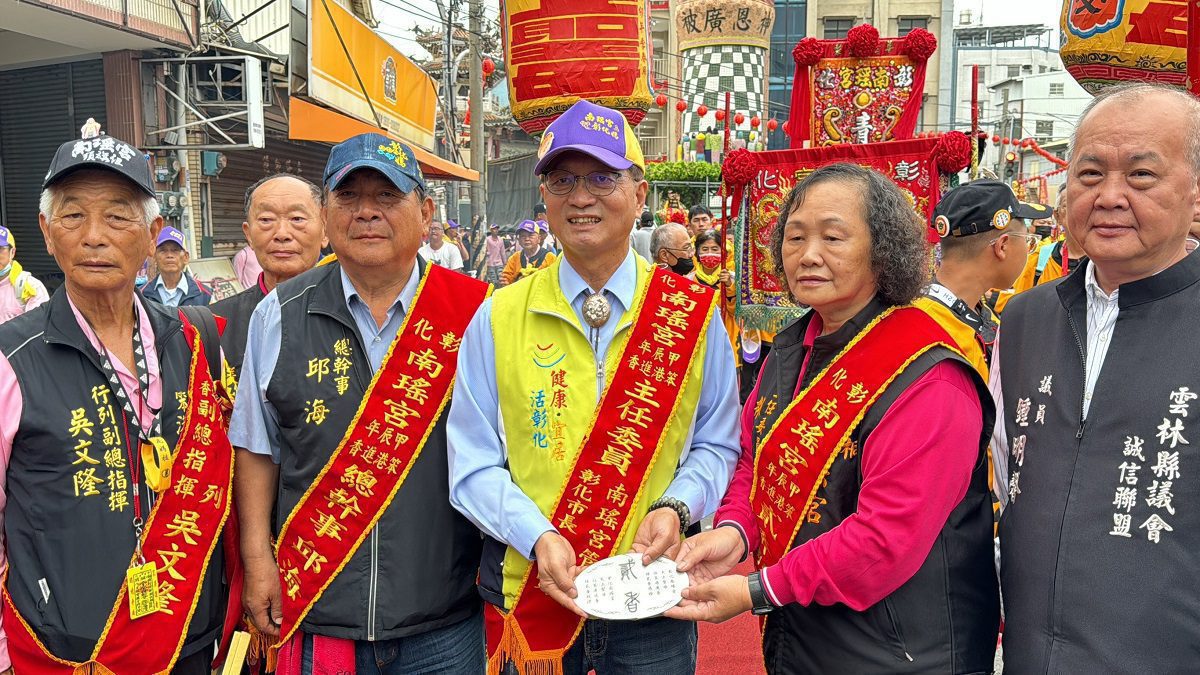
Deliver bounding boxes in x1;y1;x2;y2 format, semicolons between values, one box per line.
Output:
302;612;485;674
503;616;697;675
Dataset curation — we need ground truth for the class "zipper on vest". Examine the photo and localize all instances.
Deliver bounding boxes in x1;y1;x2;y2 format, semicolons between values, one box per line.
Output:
1066;309;1088;438
368;528;379;640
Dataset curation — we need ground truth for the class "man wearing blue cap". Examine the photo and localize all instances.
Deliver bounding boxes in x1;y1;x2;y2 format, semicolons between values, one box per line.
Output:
0;225;49;324
499;219;555;285
141;226;213;307
230;133;489;674
448;99;740;674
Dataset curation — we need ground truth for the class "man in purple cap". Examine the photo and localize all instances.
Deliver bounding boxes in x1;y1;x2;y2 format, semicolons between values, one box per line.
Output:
499;219;555;286
444;219;471;267
0;131;233;674
141;226;213;307
230;132;488;674
448;99;739;674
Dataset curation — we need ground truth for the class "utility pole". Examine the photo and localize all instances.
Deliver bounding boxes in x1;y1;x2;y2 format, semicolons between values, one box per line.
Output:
468;0;484;229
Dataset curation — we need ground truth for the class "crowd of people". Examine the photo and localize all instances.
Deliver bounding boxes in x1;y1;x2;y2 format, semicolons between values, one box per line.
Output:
0;81;1195;675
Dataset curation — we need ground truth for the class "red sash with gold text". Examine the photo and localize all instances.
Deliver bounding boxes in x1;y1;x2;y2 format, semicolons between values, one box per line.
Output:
486;269;715;675
3;321;234;674
274;264;490;645
752;307;958;568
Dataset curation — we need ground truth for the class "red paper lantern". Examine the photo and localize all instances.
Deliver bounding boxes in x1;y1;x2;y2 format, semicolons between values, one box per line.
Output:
734;112;746;125
782;121;790;133
676;100;687;113
715;110;726;122
767;118;778;132
1002;137;1010;145
482;57;496;77
991;134;1000;143
655;94;667;107
750;116;761;128
697;104;709;117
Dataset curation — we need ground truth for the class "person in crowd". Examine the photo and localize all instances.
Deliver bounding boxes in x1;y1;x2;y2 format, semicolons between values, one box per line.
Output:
233;242;264;289
536;219;556;252
446;219;471;265
141;226;212;306
688;228;737;354
230;133;488;673
650;222;694;275
918;180;1043;377
0;225;49;323
210;173;326;379
666;163;999;674
447;99;740;674
0;132;233;674
499;219;554;285
630;210;654;260
419;221;466;272
993;82;1200;672
688;205;714;237
484;222;506;285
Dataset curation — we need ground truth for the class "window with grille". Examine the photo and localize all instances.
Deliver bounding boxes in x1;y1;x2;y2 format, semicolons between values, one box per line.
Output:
897;17;928;36
824;18;853;39
1036;120;1054;138
1049;83;1064;97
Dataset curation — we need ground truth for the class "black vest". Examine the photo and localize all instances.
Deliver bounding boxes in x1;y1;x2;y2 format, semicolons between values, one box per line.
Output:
210;280;266;376
998;254;1200;673
754;298;998;674
0;289;224;661
266;262;481;640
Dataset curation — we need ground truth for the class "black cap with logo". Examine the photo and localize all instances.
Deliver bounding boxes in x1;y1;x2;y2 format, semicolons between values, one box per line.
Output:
43;133;156;198
932;179;1050;239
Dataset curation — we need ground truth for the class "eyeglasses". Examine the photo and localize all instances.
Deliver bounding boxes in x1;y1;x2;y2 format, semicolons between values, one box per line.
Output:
995;232;1040;253
542;170;623;196
663;243;696;257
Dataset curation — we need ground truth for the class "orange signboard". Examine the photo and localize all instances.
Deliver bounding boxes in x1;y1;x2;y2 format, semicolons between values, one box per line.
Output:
308;0;437;149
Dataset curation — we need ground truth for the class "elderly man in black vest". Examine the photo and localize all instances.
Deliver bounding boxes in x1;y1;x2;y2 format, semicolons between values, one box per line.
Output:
211;173;326;381
229;133;488;674
994;82;1200;671
0;133;233;673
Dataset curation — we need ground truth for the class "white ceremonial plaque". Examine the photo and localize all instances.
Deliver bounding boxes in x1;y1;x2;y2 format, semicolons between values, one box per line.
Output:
573;552;689;621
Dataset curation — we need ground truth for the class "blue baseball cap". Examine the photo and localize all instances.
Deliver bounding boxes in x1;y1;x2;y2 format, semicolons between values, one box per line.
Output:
516;219;538;234
324;133;427;194
156;226;185;249
533;100;646;176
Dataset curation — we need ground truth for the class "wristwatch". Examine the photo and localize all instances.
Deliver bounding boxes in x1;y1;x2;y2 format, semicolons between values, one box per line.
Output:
747;571;774;616
648;496;691;535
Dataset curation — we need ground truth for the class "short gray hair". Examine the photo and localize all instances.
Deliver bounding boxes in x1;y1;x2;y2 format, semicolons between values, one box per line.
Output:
1069;82;1200;176
244;173;321;216
39;184;160;227
1055;185;1068;210
770;163;930;306
650;223;687;261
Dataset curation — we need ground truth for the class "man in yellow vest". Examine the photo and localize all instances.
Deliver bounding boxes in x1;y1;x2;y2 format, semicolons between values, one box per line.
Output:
919;180;1044;376
446;99;741;674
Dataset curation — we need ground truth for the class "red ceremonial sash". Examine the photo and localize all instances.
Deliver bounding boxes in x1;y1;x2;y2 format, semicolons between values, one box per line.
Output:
752;306;958;568
3;321;235;675
274;264;490;645
486;269;716;675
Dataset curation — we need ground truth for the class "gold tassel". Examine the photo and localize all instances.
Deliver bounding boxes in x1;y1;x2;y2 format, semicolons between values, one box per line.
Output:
486;612;564;675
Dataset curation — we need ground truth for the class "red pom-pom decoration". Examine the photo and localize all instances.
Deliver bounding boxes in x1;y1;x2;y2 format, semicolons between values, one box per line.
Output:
667;210;687;225
734;112;746;125
676;101;687;113
750;116;761;128
767;118;779;131
715;110;726;122
845;24;880;58
722;148;760;188
902;28;937;62
655;94;667;107
792;37;824;66
697;105;709;117
933;131;972;174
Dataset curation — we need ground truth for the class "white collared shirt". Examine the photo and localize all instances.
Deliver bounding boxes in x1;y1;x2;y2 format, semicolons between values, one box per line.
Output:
1082;261;1120;419
154;274;189;307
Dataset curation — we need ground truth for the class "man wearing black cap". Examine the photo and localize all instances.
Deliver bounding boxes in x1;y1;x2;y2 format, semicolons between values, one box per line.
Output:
918;180;1044;377
230;133;489;673
0;130;234;673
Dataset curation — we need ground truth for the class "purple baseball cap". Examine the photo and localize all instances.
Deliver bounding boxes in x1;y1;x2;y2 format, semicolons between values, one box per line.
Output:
533;100;646;176
156;226;185;249
516;219;538;234
535;220;549;232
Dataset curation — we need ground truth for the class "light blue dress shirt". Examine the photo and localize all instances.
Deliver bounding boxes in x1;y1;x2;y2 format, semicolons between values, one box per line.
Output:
228;263;422;462
154;275;188;307
446;251;741;559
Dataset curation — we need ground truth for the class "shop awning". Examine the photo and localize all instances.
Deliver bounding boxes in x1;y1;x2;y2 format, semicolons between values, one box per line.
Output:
289;98;479;182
